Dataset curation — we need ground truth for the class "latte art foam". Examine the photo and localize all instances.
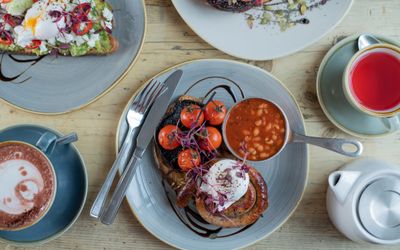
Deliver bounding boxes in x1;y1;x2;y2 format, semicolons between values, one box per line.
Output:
0;159;45;215
0;142;55;231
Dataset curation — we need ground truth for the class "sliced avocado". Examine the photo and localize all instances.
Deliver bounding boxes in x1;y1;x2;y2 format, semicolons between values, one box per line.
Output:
0;43;17;52
94;0;106;10
5;0;33;16
94;31;112;52
69;43;90;56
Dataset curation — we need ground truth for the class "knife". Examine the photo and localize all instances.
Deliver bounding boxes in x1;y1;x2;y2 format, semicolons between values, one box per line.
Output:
100;70;183;225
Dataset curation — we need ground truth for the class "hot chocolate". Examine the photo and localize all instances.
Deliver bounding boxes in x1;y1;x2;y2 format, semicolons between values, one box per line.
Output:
0;141;56;231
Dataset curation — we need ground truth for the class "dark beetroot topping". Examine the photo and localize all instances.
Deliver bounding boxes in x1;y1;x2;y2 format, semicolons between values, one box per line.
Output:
207;0;264;12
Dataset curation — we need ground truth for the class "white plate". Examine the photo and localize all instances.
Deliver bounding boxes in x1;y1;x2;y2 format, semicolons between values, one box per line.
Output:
116;59;309;249
171;0;353;60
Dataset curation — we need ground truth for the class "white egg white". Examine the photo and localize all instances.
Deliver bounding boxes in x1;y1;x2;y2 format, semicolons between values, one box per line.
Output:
200;159;250;212
15;0;67;47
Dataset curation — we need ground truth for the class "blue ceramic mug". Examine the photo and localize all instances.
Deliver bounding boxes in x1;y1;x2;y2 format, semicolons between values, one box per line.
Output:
0;132;77;231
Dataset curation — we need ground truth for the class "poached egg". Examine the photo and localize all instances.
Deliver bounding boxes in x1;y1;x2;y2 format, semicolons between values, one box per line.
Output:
14;0;67;47
200;159;250;212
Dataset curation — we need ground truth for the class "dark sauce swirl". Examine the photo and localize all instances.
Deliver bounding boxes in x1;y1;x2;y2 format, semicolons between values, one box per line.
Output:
0;54;46;83
163;181;257;239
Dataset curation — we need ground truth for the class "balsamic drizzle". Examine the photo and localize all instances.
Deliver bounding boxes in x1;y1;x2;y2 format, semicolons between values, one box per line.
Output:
204;85;240;103
0;53;46;84
8;54;46;64
184;76;245;102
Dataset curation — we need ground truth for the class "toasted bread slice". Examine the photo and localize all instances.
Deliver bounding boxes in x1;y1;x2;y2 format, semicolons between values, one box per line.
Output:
4;34;118;56
154;95;207;208
0;0;118;56
153;95;203;191
85;35;119;56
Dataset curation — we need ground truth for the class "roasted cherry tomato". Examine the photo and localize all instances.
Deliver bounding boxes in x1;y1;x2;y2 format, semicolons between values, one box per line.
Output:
72;3;92;16
180;104;204;128
72;20;93;36
204;100;227;125
199;126;222;151
25;40;41;49
1;0;13;3
178;149;201;171
158;125;181;150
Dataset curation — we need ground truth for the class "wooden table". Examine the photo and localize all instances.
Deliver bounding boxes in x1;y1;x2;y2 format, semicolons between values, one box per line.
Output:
1;0;400;249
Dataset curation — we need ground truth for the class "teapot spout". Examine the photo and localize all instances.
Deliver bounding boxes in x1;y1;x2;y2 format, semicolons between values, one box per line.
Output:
328;171;361;204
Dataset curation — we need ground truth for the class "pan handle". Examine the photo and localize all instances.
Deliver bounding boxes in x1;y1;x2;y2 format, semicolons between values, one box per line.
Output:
291;132;363;157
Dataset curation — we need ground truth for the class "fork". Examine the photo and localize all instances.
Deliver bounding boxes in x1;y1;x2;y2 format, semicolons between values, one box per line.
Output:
90;80;166;218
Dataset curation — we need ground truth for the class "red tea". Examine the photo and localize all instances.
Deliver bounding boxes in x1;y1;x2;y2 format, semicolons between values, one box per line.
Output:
350;50;400;112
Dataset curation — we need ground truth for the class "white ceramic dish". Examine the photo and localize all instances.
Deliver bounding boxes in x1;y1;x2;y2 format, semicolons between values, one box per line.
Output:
171;0;353;60
116;59;309;249
327;158;400;245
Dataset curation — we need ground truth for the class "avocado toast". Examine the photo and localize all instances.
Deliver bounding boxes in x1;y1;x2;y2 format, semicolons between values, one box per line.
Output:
0;0;118;56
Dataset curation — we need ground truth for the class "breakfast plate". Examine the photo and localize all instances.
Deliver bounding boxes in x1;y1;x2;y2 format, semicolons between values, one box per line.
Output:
0;0;146;114
171;0;353;60
0;124;87;246
116;59;309;249
316;34;400;138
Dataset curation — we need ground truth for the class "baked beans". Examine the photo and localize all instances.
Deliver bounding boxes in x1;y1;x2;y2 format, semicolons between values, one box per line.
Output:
225;98;286;161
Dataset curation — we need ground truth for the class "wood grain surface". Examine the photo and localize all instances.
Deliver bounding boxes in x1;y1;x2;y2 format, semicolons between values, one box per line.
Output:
1;0;400;249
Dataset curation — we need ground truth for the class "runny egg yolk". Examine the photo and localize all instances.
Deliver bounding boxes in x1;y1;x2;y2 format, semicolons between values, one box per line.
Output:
24;15;40;35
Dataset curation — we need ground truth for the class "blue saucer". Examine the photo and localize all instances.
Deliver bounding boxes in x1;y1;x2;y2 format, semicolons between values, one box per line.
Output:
0;124;87;245
316;34;400;138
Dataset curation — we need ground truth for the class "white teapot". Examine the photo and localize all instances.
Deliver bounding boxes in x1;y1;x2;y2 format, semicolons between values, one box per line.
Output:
326;158;400;245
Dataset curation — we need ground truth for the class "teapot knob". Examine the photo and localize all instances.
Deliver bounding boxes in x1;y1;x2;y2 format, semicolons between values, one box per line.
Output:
328;171;361;204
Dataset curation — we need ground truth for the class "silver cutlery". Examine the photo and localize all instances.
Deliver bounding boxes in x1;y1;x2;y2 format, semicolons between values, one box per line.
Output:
90;79;167;218
100;70;183;225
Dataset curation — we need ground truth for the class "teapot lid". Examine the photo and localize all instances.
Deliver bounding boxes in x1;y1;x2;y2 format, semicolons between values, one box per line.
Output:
358;176;400;241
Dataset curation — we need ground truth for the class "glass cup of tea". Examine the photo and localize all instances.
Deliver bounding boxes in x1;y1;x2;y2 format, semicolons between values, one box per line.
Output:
342;44;400;132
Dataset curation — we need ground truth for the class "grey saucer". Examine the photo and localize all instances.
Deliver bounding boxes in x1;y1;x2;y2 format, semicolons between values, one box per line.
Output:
116;59;309;250
316;34;400;138
0;0;146;114
0;124;88;246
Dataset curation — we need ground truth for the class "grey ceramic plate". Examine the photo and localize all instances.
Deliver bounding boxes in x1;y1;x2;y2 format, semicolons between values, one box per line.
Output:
171;0;353;60
316;34;400;138
116;59;309;249
0;0;146;114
